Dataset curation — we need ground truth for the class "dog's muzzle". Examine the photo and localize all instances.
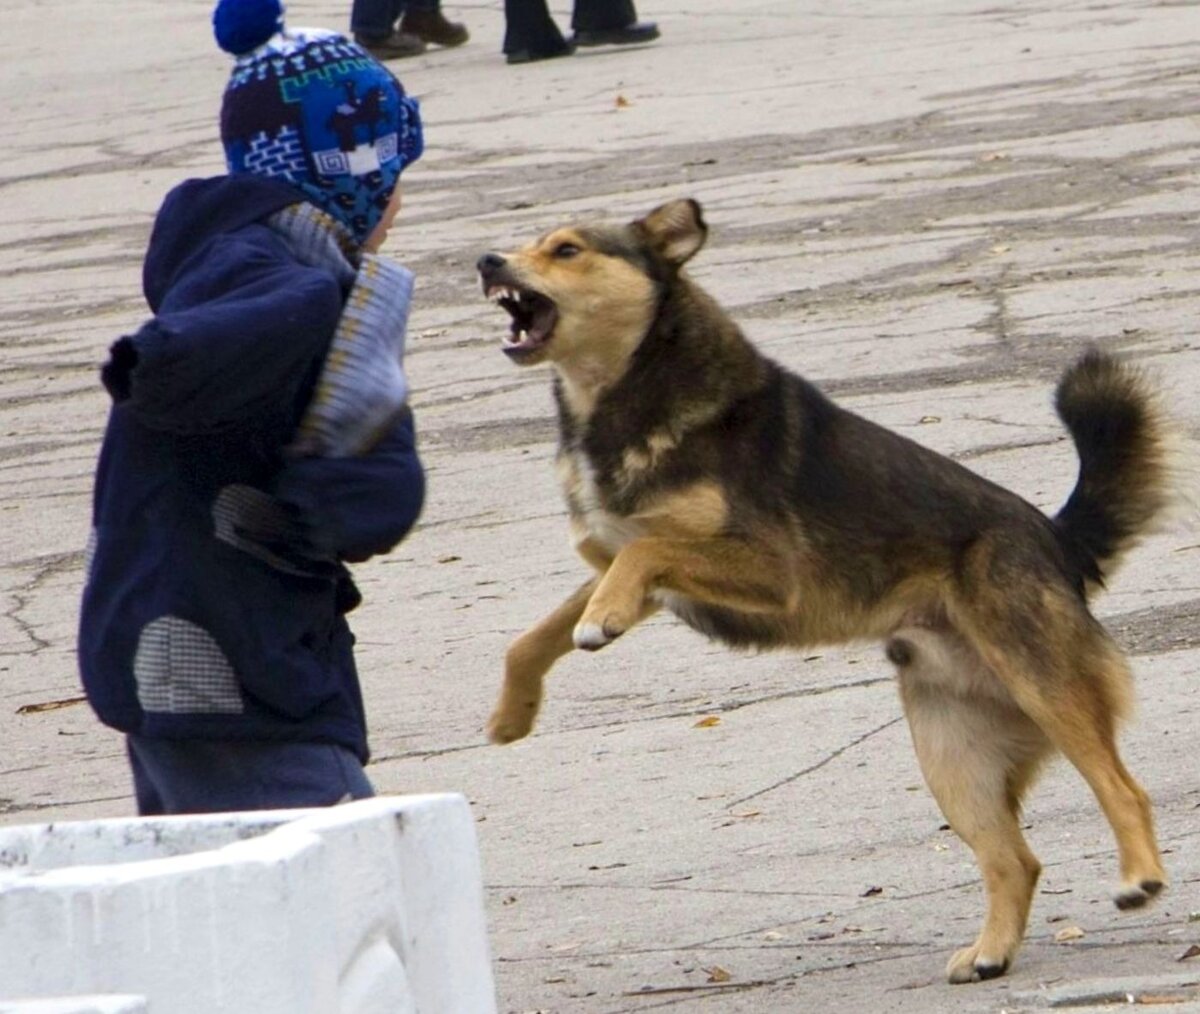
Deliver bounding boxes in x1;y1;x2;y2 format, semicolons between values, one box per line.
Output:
477;253;558;362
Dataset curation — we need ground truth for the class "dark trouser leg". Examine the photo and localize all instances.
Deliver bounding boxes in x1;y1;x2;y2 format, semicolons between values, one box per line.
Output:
351;0;404;38
126;735;376;816
127;738;166;816
503;0;569;54
571;0;638;32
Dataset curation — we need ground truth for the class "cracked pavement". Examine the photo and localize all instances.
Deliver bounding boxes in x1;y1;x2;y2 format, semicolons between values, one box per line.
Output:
3;1;1200;1011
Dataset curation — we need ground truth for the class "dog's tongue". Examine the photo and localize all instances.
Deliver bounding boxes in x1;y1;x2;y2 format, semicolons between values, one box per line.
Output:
528;301;556;342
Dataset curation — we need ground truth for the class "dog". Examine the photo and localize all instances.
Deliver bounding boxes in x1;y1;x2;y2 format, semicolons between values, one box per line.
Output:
476;198;1176;984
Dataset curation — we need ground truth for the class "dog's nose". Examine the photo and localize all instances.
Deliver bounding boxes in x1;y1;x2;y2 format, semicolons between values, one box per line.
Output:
477;252;506;277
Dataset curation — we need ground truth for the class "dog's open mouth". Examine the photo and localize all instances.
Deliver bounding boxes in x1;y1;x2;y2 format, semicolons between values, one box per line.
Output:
486;284;558;361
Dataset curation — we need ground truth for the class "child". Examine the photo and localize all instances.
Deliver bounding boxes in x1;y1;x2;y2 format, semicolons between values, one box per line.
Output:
78;0;426;814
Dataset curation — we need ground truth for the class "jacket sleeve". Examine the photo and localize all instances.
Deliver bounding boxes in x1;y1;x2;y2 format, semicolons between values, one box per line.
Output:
271;409;426;563
102;228;344;435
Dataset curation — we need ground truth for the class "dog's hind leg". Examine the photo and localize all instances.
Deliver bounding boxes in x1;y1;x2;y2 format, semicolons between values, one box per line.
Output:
993;641;1164;909
950;557;1167;913
892;630;1050;983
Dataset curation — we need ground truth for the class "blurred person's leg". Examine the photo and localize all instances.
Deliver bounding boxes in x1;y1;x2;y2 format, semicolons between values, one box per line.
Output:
352;0;428;57
504;0;574;63
572;0;659;45
401;0;470;48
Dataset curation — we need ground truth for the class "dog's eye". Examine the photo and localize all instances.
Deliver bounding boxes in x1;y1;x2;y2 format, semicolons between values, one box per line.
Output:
552;242;581;259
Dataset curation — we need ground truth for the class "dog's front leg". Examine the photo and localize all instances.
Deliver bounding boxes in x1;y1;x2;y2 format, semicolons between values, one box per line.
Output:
574;537;794;649
487;578;600;744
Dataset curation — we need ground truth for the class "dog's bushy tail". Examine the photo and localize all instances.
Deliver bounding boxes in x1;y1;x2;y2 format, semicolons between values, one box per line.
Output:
1054;349;1179;591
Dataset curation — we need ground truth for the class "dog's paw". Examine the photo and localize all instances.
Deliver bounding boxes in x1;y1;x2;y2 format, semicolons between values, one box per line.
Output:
946;944;1010;985
573;619;620;651
1114;877;1165;911
486;707;535;745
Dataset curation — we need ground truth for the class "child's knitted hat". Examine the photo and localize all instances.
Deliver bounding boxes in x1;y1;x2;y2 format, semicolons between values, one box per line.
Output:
213;0;424;244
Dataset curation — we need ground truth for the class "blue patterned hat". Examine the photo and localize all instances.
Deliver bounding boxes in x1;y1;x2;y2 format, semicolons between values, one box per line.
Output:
213;0;424;244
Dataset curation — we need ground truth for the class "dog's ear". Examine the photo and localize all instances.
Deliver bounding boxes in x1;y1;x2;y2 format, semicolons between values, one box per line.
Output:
635;199;707;267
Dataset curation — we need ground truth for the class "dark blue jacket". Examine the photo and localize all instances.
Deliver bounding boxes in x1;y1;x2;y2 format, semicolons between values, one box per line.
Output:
79;175;425;761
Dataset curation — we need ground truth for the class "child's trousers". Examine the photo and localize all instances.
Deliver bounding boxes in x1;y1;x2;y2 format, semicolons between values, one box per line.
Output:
127;735;375;816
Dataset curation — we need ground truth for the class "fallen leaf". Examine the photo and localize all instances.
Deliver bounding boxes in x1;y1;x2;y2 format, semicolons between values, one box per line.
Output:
17;696;86;715
1179;944;1200;961
615;94;630;108
918;415;941;424
437;554;461;564
1139;995;1191;1005
1054;925;1085;943
731;810;761;819
693;716;721;728
704;965;732;983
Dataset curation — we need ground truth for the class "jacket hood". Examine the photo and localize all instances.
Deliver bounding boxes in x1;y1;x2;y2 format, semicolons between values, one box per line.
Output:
143;174;308;311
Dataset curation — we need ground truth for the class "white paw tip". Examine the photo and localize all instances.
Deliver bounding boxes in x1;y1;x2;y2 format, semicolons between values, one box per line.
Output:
573;622;610;650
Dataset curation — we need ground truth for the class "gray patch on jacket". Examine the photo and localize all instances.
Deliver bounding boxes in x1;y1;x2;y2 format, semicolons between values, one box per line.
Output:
134;615;244;714
212;483;316;577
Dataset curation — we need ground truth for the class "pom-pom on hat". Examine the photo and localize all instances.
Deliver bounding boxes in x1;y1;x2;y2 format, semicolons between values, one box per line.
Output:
213;0;423;244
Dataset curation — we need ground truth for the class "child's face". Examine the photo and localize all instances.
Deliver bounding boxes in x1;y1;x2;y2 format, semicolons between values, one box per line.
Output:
363;185;403;253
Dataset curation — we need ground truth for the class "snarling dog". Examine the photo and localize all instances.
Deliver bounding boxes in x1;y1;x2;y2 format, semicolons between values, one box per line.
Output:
476;199;1176;984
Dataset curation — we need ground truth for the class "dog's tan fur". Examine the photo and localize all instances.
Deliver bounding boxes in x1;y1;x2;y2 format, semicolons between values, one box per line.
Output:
477;199;1175;984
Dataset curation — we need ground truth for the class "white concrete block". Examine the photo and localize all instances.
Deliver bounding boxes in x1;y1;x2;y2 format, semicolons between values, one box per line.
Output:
0;1000;147;1014
0;796;495;1014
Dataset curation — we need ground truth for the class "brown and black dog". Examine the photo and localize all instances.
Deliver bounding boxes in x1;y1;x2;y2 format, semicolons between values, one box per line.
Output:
476;198;1176;984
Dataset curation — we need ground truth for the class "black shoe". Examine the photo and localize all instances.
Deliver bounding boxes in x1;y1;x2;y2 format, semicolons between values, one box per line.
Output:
354;30;427;59
506;42;575;64
571;21;659;47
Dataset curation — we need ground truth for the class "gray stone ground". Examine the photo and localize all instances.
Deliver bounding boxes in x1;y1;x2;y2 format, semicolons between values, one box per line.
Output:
2;1;1199;1011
